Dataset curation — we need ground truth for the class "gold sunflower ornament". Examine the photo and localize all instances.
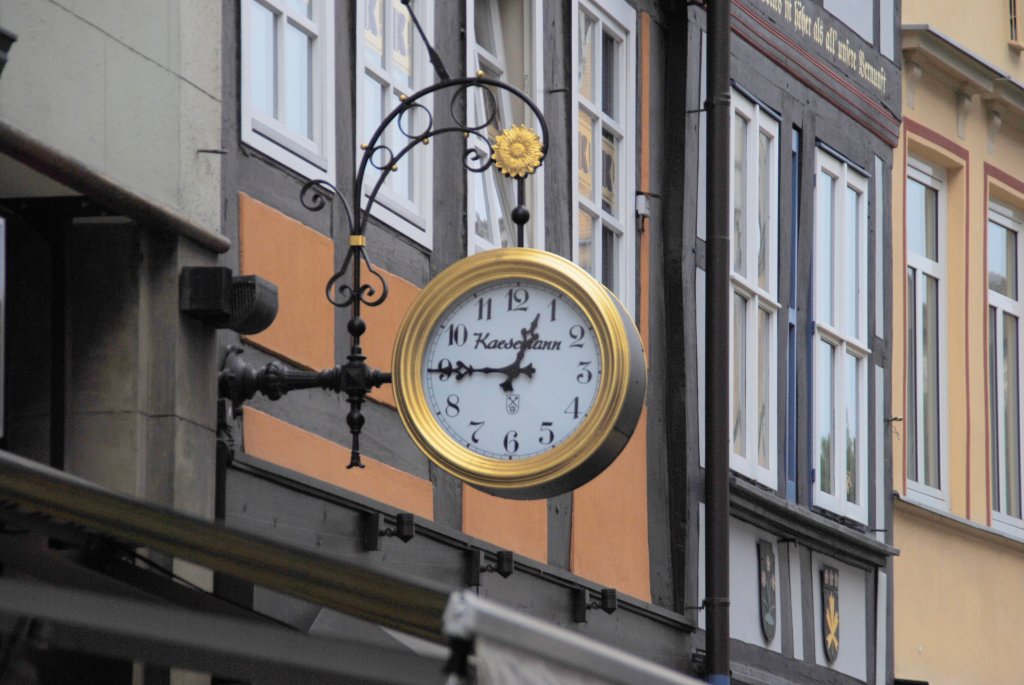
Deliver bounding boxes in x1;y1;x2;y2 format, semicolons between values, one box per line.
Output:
492;125;544;178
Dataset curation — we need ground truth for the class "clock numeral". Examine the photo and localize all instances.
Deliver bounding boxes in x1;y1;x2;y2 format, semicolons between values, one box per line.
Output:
539;421;555;445
564;396;581;420
469;420;485;444
569;325;586;348
503;430;520;455
506;287;529;312
548;298;557;322
576;361;593;384
445;394;461;417
434;358;454;381
447;323;468;346
477;297;493;321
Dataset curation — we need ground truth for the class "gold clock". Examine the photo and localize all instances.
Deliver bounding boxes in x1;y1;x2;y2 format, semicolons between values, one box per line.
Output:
391;248;646;499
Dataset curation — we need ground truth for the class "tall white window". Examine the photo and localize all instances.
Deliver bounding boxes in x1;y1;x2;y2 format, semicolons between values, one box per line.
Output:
573;0;636;307
989;200;1024;532
241;0;335;183
357;0;434;247
729;91;780;488
905;160;946;506
466;0;544;253
814;150;869;523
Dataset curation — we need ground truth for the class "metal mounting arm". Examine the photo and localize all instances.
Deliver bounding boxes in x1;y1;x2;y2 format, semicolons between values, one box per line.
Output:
219;346;390;468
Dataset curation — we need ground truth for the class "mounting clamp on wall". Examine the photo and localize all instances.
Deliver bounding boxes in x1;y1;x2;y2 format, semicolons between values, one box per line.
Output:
572;587;617;623
180;266;278;334
362;512;415;551
465;549;514;586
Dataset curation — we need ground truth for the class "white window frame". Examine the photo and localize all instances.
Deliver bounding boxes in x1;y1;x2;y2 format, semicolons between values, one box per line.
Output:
904;159;948;507
571;0;636;311
813;149;869;523
466;0;545;254
240;0;335;184
988;199;1024;534
728;91;780;489
356;0;434;248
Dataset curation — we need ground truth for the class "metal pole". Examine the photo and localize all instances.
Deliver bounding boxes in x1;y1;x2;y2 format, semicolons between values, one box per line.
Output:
704;0;731;683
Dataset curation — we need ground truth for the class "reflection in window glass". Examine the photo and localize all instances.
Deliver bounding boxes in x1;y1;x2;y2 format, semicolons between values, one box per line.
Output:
251;3;276;117
284;24;312;138
733;294;748;460
845;186;861;339
733;114;748;275
922;274;940;488
757;129;771;290
817;170;835;326
579;210;595;274
579;13;596;101
758;307;771;469
989;219;1018;299
845;353;859;504
601;31;616;117
818;340;835;496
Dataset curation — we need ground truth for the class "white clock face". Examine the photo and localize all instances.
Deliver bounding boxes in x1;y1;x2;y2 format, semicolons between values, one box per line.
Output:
422;279;601;460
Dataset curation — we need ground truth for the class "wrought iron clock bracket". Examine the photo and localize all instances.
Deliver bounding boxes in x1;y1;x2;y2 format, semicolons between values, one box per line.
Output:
216;0;547;472
218;345;390;468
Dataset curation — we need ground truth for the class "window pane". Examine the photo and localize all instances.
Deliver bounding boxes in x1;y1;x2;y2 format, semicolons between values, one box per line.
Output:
989;219;1018;299
844;185;861;338
845;353;859;504
579;211;595;275
601;129;617;214
990;306;1001;512
758;307;771;469
362;73;384;166
733;294;748;459
284;23;312;138
757;128;771;291
578;112;595;201
251;2;276;118
733;114;748;275
601;31;617;117
364;0;384;67
602;225;616;291
923;274;940;488
474;0;497;54
907;268;919;483
818;171;835;325
1005;312;1021;517
285;0;311;18
579;13;596;101
907;178;938;262
817;340;835;495
391;0;414;88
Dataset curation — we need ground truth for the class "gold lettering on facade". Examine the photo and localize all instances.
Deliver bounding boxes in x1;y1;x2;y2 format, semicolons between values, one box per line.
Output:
752;0;889;95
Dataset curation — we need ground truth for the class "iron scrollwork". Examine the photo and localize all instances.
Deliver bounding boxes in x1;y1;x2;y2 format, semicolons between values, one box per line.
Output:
219;0;548;470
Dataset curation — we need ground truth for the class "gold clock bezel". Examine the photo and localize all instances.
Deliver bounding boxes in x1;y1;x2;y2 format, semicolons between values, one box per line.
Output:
391;248;646;499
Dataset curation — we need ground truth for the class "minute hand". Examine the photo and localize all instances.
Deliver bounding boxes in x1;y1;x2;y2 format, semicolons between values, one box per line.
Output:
427;313;541;391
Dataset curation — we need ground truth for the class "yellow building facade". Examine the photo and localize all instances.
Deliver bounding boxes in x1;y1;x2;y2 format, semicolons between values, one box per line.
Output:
894;1;1024;682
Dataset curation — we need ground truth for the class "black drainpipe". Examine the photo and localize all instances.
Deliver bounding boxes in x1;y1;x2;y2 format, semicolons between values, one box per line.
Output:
704;1;731;684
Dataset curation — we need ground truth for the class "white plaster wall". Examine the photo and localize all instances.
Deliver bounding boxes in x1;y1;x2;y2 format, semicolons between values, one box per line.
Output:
0;0;222;232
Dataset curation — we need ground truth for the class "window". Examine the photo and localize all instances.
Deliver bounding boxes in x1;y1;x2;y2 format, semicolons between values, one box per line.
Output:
573;0;636;306
357;0;433;247
729;91;780;489
466;0;544;253
988;201;1024;532
241;0;335;183
823;0;874;43
905;160;946;505
813;150;869;522
1011;0;1021;44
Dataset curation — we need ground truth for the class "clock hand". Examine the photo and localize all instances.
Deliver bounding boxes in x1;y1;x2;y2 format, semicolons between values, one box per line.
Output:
424;314;541;391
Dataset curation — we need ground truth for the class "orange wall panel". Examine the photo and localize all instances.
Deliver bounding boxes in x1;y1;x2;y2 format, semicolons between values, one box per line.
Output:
243;408;433;520
361;268;420;408
570;408;651;601
462;487;548;563
238;192;335;370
